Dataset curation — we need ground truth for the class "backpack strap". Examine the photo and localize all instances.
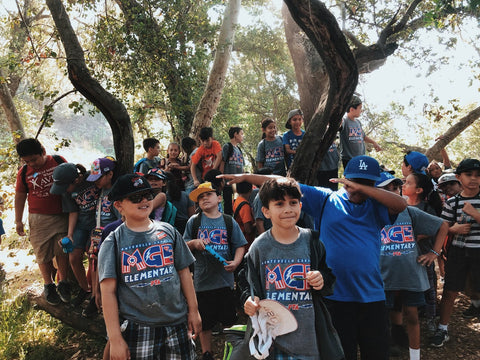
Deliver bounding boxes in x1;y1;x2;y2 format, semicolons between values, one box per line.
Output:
233;201;249;222
223;214;234;257
191;212;202;240
22;154;64;193
133;157;147;173
316;193;331;233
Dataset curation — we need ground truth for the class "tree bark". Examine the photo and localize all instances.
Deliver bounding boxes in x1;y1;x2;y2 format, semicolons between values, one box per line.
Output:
282;4;327;129
26;287;106;337
46;0;134;175
0;69;25;143
284;0;358;184
425;106;480;160
190;0;241;139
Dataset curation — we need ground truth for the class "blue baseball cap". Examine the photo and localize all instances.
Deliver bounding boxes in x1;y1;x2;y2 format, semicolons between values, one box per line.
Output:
404;151;428;175
344;155;381;181
375;171;403;188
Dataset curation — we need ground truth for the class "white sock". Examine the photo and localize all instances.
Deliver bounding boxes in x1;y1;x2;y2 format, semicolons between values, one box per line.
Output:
438;323;448;331
409;348;420;360
471;300;480;307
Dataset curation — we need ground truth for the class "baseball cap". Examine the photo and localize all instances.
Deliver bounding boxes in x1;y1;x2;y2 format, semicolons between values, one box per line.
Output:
50;163;79;195
376;171;403;188
404;151;428;175
146;167;168;180
344;155;381;181
108;174;157;201
86;157;116;182
285;109;303;129
455;158;480;174
437;173;459;186
189;182;217;202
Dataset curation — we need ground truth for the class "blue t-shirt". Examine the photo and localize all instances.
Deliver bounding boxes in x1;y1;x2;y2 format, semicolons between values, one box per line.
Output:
300;184;393;302
256;136;286;176
282;130;305;168
183;213;247;292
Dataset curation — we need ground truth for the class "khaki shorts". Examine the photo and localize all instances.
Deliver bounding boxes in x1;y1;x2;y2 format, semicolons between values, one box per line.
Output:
28;213;68;264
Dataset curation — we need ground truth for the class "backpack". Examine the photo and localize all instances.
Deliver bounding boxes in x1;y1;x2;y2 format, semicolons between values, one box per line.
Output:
233;200;249;224
133;158;148;173
21;154;65;193
161;201;177;226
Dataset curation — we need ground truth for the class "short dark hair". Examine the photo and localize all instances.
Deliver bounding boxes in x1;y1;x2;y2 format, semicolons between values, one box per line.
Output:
181;137;196;152
199;127;213;141
143;138;159;152
259;177;301;208
228;126;242;139
204;169;223;193
236;181;252;195
16;138;44;157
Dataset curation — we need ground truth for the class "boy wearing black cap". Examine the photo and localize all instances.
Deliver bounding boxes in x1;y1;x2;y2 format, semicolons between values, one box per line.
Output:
98;174;201;359
431;158;480;347
283;109;305;169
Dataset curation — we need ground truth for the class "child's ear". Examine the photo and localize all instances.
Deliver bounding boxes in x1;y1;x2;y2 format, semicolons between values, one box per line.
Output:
113;200;123;213
261;206;271;219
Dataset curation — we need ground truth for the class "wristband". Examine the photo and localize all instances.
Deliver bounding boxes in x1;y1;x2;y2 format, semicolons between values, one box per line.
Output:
429;249;440;257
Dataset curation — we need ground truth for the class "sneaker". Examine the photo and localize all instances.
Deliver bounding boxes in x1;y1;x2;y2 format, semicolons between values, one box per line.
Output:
44;283;61;306
82;296;98;318
202;351;214;360
430;328;449;347
71;288;90;307
462;304;480;319
56;281;71;303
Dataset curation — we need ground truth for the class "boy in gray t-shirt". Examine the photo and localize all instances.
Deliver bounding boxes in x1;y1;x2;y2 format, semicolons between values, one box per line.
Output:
242;177;343;360
98;174;200;360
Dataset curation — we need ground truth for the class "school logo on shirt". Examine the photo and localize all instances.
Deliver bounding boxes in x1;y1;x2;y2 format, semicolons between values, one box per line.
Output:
380;224;416;256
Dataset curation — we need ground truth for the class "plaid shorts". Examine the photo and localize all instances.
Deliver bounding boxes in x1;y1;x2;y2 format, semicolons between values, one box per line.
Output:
122;320;196;360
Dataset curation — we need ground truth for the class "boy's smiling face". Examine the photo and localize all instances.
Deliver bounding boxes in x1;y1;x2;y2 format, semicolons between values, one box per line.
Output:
262;195;301;229
114;192;153;220
289;115;303;131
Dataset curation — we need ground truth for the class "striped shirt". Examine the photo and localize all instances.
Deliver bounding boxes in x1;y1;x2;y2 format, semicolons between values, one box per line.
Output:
441;193;480;248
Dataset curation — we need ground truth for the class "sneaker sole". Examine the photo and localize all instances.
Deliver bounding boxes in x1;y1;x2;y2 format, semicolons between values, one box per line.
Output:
430;336;450;348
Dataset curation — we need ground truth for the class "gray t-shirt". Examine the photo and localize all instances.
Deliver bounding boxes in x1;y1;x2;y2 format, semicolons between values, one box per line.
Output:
319;142;340;171
61;177;100;230
98;221;195;326
255;136;286;176
138;157;162;175
183;213;247;292
222;143;244;175
98;188;120;227
245;227;319;359
380;206;443;292
339;116;365;161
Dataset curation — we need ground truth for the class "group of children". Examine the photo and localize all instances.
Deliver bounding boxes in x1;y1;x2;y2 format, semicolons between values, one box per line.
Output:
13;104;480;360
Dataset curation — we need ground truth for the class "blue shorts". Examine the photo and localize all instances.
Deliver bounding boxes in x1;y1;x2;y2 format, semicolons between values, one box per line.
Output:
385;290;426;309
122;320;196;360
72;227;91;250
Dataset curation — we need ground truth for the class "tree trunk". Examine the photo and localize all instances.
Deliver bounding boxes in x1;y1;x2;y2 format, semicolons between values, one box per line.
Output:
190;0;241;139
46;0;134;175
284;0;358;184
282;4;327;129
26;287;106;337
425;106;480;160
0;69;25;143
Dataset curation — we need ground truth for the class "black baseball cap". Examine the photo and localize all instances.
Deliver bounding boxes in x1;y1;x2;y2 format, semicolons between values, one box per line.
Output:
455;159;480;174
108;174;158;201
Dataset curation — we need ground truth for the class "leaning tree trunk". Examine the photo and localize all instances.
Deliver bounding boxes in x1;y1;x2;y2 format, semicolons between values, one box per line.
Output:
46;0;133;175
284;0;358;184
425;105;480;160
190;0;241;140
0;69;25;143
282;4;328;129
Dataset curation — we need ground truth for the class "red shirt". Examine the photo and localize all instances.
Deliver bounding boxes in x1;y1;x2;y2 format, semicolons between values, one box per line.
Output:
191;140;222;178
15;155;66;214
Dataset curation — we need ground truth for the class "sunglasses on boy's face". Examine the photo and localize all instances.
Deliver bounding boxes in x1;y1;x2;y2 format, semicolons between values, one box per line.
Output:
126;191;155;203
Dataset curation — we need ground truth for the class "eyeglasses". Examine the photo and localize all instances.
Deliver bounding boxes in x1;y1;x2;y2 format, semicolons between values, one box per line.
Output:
127;192;155;203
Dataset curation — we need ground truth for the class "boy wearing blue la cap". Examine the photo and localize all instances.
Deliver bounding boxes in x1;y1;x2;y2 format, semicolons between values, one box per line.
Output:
402;151;429;177
219;155;407;360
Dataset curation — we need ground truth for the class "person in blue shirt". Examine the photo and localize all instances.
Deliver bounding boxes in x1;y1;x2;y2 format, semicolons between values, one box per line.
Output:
219;155;407;360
